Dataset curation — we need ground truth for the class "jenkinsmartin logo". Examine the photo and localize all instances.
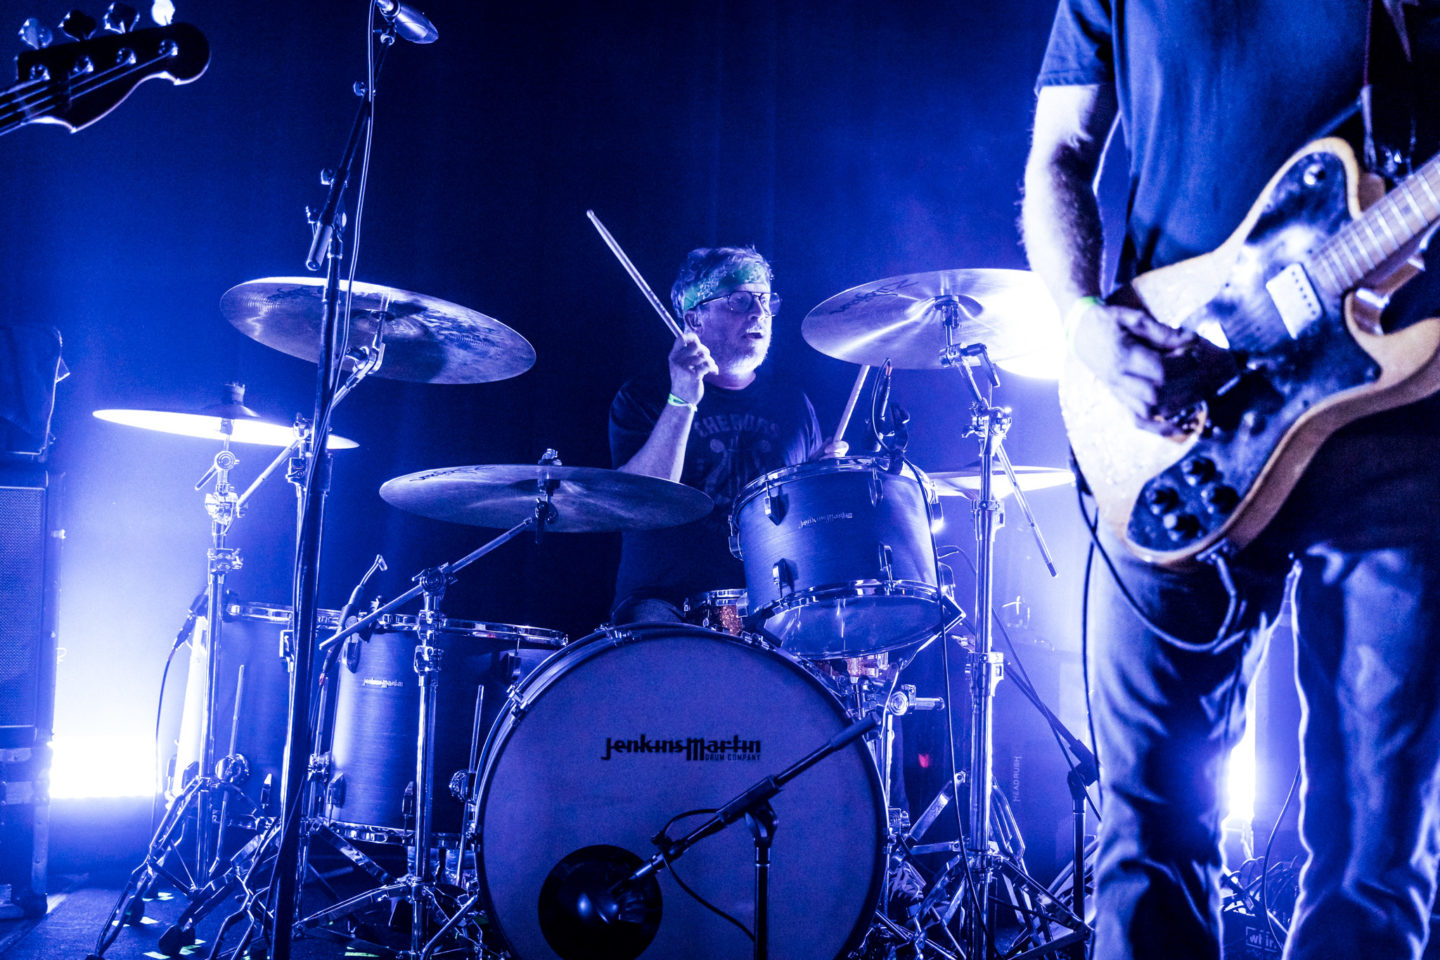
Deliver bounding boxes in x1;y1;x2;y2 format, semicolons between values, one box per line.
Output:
601;734;762;762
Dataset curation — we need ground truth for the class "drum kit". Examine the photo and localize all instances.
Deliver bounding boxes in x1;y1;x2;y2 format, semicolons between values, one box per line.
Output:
80;20;1088;957
80;244;1095;960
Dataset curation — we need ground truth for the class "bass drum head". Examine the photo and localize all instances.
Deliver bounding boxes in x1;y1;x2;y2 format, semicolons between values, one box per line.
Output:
476;624;884;960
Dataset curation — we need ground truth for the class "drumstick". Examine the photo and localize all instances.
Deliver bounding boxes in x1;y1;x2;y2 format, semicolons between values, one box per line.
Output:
833;364;871;447
586;210;684;339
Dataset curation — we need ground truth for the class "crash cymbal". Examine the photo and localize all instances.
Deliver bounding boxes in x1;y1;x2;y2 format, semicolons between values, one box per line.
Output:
220;277;535;384
93;407;359;448
802;269;1062;378
927;463;1073;500
380;464;713;532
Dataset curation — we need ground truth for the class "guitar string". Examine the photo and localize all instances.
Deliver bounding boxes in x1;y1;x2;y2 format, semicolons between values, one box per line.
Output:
0;49;175;127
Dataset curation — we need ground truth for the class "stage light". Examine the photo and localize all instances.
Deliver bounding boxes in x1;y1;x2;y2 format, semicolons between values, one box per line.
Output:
1225;719;1257;825
150;1;175;26
49;734;156;799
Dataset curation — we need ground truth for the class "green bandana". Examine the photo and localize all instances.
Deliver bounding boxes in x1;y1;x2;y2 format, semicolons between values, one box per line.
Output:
677;260;771;314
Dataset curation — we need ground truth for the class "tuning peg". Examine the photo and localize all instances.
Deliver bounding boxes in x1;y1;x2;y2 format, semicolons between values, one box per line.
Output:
103;3;139;33
58;9;98;40
18;17;53;49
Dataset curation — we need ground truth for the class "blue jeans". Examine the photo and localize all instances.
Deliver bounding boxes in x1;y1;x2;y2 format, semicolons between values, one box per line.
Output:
1089;451;1440;959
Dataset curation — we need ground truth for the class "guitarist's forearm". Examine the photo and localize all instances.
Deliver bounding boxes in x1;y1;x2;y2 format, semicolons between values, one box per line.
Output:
1021;83;1119;313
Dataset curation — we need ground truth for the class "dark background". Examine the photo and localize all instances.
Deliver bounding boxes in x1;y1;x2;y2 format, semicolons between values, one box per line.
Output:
3;0;1156;880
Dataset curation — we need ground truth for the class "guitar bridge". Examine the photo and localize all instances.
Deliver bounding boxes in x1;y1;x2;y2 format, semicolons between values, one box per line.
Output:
1265;263;1324;338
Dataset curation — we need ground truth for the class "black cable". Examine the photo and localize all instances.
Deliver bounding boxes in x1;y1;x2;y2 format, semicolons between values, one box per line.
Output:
1074;486;1247;655
1260;765;1301;944
1081;535;1102;810
654;810;755;942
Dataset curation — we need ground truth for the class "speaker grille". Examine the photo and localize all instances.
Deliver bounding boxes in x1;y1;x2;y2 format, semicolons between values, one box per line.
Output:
0;485;47;730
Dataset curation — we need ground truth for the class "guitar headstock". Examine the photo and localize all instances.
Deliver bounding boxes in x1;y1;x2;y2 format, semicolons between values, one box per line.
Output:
10;13;208;133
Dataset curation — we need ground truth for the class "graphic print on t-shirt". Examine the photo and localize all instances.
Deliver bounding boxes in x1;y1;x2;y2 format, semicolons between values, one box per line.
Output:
692;411;781;510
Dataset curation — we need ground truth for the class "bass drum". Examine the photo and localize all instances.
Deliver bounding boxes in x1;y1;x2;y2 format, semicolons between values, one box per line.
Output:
474;624;884;960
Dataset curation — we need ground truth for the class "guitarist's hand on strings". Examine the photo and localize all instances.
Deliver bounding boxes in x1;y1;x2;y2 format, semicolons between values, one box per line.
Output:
1070;299;1236;436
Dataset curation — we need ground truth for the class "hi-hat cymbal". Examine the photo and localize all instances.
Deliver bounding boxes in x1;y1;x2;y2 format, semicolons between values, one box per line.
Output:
803;269;1063;378
380;464;713;532
927;463;1073;500
93;407;359;448
220;277;535;384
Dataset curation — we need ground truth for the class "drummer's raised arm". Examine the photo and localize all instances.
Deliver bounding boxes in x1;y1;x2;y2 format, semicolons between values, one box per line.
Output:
613;331;717;481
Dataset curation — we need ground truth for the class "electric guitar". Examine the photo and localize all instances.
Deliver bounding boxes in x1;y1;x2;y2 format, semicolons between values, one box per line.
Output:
0;20;208;137
1060;136;1440;567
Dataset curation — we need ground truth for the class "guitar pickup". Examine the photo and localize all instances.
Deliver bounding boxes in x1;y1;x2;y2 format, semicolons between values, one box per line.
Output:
1265;263;1324;338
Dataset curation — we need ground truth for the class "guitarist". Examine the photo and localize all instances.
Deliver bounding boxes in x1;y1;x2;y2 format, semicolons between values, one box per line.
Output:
1021;1;1440;957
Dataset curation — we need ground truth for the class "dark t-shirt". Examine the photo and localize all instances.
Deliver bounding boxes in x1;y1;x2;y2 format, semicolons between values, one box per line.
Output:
609;369;823;611
1038;0;1440;550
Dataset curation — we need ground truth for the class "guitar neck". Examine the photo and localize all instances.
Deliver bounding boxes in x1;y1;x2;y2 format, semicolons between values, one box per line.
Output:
0;78;48;136
1312;154;1440;298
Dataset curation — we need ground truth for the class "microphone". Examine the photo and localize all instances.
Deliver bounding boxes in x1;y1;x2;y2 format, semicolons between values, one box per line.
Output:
537;845;662;960
375;0;438;43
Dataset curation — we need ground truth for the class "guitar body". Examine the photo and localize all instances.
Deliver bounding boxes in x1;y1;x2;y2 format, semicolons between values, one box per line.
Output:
1060;137;1440;567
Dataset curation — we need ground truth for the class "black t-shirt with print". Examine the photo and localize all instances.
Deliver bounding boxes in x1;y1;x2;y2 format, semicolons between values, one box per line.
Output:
609;368;823;612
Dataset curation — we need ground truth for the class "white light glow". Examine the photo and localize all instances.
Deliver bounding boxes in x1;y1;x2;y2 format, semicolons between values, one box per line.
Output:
150;1;175;26
49;734;157;799
1225;719;1257;826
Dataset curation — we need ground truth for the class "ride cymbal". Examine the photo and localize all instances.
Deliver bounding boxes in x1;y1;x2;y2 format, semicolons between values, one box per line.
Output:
380;464;713;532
803;269;1062;378
220;277;535;384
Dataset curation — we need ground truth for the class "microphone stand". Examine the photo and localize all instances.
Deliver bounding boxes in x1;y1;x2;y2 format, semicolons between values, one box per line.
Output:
548;711;880;960
269;23;397;960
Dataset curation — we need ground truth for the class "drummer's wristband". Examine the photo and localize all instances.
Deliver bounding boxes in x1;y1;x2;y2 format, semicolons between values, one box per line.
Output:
1064;295;1103;342
667;392;697;411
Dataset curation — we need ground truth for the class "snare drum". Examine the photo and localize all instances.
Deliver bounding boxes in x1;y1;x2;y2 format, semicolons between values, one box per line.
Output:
683;588;748;636
730;457;949;658
473;624;883;960
321;618;565;845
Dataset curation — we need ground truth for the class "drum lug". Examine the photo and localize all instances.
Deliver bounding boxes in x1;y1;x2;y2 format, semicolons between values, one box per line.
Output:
763;485;787;523
326;772;346;808
868;470;884;506
772;558;796;596
343;636;361;672
729;516;744;560
877;543;894;581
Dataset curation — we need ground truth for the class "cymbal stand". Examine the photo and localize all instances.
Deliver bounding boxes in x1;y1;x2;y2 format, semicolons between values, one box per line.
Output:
933;300;1074;959
88;418;261;958
294;510;546;957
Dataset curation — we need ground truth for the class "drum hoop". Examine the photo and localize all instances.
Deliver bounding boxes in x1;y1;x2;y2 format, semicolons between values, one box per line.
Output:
470;622;887;959
221;601;566;647
318;817;463;849
683;588;749;614
759;578;943;614
731;455;928;513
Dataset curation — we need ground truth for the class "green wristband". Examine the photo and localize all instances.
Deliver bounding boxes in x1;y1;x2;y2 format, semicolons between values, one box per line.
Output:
1064;295;1103;342
667;392;696;410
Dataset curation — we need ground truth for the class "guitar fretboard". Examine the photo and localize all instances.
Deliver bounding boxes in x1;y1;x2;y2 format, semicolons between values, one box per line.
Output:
1311;153;1440;299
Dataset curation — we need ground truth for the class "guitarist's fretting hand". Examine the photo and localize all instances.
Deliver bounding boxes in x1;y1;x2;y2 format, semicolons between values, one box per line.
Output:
1069;300;1237;436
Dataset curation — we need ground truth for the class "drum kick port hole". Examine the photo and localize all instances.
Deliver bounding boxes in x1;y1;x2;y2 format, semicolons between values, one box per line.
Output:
536;844;662;960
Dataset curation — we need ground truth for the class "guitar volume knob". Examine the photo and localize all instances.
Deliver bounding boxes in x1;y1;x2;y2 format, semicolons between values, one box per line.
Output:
1201;485;1239;515
1162;511;1202;542
1180;456;1216;485
1145;485;1179;515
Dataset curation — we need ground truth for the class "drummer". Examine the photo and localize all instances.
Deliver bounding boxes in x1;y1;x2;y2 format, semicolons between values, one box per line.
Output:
609;246;843;624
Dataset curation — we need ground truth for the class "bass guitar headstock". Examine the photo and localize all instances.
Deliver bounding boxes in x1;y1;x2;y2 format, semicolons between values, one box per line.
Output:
7;4;208;134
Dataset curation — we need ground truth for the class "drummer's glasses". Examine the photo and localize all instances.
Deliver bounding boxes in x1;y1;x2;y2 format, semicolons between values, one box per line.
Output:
697;290;782;315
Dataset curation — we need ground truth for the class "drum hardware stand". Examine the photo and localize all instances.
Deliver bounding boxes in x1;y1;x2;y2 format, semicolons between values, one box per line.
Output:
933;307;1080;958
291;509;546;958
88;406;271;959
538;710;882;960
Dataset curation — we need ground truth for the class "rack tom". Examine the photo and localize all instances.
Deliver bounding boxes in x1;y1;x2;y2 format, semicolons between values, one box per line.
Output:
730;457;949;657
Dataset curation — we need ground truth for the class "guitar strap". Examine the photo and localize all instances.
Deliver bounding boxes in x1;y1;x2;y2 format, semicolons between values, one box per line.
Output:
1362;0;1418;179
